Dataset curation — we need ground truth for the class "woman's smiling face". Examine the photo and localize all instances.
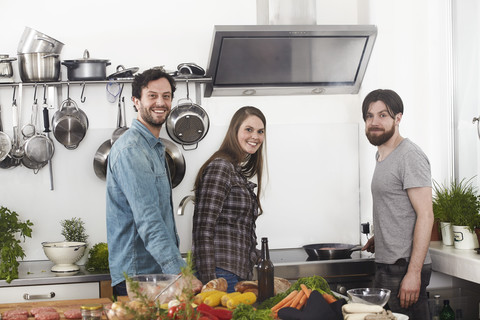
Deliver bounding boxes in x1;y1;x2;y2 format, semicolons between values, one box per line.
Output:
237;115;265;155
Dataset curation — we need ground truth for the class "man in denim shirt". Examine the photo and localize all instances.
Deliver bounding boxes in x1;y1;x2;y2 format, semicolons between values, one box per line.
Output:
106;68;192;296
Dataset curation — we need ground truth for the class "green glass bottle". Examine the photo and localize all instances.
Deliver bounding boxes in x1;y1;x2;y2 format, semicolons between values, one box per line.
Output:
439;299;455;320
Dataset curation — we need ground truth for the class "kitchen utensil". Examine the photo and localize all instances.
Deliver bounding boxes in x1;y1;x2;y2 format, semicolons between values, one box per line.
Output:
10;98;24;161
17;52;60;82
107;64;139;80
302;243;362;260
166;80;209;150
347;288;391;307
0;104;12;162
177;195;195;216
111;96;128;145
162;138;185;188
41;241;86;275
177;62;205;77
17;27;64;54
62;49;111;81
52;87;89;149
93;139;112;181
0;55;16;82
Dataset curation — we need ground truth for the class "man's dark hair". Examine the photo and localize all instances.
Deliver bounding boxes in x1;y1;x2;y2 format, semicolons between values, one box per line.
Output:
362;89;404;121
132;67;176;100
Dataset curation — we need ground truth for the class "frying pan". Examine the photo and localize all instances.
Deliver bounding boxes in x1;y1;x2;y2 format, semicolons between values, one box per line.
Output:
303;243;362;260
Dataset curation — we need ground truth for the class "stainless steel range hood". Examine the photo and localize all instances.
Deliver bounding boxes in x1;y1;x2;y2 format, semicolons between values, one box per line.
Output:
204;24;377;97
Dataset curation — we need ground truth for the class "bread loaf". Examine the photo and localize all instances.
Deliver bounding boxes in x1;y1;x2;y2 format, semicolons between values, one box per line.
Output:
201;277;228;292
234;277;291;296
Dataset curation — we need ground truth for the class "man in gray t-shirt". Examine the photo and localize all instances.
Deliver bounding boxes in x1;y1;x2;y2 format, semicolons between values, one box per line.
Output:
361;89;434;319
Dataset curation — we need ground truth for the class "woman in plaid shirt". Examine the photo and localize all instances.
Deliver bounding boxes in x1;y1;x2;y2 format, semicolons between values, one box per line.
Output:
192;106;267;292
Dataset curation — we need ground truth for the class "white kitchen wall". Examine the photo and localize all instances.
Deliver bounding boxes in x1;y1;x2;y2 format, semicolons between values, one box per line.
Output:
0;0;451;260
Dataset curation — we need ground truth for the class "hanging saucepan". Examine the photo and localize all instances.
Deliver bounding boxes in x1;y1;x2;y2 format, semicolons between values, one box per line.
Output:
161;138;186;188
52;96;89;149
302;243;362;260
111;96;128;145
93;139;112;181
166;80;209;151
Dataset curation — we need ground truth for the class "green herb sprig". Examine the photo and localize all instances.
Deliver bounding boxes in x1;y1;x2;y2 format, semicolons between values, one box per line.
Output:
0;206;33;283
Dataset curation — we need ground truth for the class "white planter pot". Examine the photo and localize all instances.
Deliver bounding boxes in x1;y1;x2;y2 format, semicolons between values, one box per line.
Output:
452;225;479;250
440;222;454;246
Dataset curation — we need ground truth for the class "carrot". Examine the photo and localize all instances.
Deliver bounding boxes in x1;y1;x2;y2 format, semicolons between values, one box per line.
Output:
296;292;308;310
300;284;311;298
289;290;305;308
322;292;337;304
271;290;298;312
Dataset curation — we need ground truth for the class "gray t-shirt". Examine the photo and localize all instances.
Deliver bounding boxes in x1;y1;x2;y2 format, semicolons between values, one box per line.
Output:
372;138;432;264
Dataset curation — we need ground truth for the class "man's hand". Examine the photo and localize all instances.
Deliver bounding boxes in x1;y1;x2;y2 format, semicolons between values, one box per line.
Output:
398;270;421;308
362;236;375;253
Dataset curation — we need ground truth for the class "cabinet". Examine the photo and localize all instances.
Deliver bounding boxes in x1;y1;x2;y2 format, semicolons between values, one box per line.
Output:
0;282;99;303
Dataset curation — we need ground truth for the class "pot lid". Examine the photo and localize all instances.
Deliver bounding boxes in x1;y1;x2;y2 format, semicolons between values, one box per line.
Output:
63;49;110;63
107;65;139;79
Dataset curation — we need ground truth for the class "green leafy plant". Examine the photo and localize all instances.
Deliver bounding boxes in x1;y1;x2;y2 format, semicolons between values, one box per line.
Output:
85;242;109;272
0;206;33;283
433;177;480;232
60;217;88;243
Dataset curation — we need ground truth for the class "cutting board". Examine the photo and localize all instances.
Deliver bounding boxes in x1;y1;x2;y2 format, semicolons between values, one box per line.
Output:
0;298;111;319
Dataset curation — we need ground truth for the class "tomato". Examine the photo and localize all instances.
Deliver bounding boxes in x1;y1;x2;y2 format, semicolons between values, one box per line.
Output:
167;305;179;319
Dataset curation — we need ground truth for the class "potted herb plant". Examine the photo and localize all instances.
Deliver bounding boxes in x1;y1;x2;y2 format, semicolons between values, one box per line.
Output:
60;217;89;264
432;177;480;249
0;206;33;283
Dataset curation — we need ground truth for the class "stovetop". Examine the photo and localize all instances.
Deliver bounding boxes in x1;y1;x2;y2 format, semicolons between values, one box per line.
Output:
270;248;374;265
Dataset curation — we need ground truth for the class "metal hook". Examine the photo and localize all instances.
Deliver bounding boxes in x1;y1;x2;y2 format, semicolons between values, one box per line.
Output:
185;78;190;100
473;116;480;140
118;83;125;101
33;83;38;104
80;82;86;103
66;82;70;100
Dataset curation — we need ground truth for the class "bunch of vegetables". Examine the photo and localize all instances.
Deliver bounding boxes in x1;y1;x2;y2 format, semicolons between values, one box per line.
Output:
85;242;109;271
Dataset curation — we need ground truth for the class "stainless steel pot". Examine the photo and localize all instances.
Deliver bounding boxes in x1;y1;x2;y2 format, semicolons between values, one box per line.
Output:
166;80;209;150
52;98;89;149
0;104;12;162
303;243;362;260
17;27;64;54
0;55;16;79
17;53;60;82
62;49;111;81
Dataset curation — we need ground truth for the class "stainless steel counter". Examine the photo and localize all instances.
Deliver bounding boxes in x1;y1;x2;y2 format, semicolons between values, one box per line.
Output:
0;260;110;287
1;248;374;288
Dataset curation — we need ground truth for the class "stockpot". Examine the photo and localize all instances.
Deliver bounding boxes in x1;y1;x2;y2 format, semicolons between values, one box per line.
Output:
62;49;111;81
17;27;64;54
17;53;60;82
52;98;89;149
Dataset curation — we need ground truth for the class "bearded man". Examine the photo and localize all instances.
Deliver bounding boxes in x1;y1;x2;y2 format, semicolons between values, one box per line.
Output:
106;68;201;297
361;89;434;319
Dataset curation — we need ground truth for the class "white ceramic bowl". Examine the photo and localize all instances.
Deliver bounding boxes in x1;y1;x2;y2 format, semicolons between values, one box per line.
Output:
126;274;183;303
42;241;86;273
347;288;391;307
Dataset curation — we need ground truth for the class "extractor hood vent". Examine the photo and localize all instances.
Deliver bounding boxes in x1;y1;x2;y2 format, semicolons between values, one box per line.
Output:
204;24;377;97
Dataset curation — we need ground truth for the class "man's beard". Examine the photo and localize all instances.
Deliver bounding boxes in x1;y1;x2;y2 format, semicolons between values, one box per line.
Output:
140;107;168;128
366;125;395;146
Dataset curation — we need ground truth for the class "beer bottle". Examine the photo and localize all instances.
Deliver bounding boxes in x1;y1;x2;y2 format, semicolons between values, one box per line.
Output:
257;237;274;302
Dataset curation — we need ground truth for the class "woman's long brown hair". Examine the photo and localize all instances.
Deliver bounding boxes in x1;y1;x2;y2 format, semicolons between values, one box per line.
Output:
193;106;267;214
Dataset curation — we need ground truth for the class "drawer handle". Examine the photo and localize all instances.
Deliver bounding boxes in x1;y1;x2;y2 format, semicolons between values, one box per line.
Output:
23;292;55;300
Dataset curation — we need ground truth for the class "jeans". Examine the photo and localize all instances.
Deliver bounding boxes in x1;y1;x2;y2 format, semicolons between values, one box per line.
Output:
113;280;128;297
215;267;243;293
374;260;431;320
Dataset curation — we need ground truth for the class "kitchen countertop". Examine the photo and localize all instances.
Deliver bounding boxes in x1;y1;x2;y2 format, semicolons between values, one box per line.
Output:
1;248;374;287
0;260;110;287
429;241;480;284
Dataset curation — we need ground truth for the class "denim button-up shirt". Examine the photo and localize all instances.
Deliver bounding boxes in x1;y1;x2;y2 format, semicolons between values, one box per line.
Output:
106;119;185;286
